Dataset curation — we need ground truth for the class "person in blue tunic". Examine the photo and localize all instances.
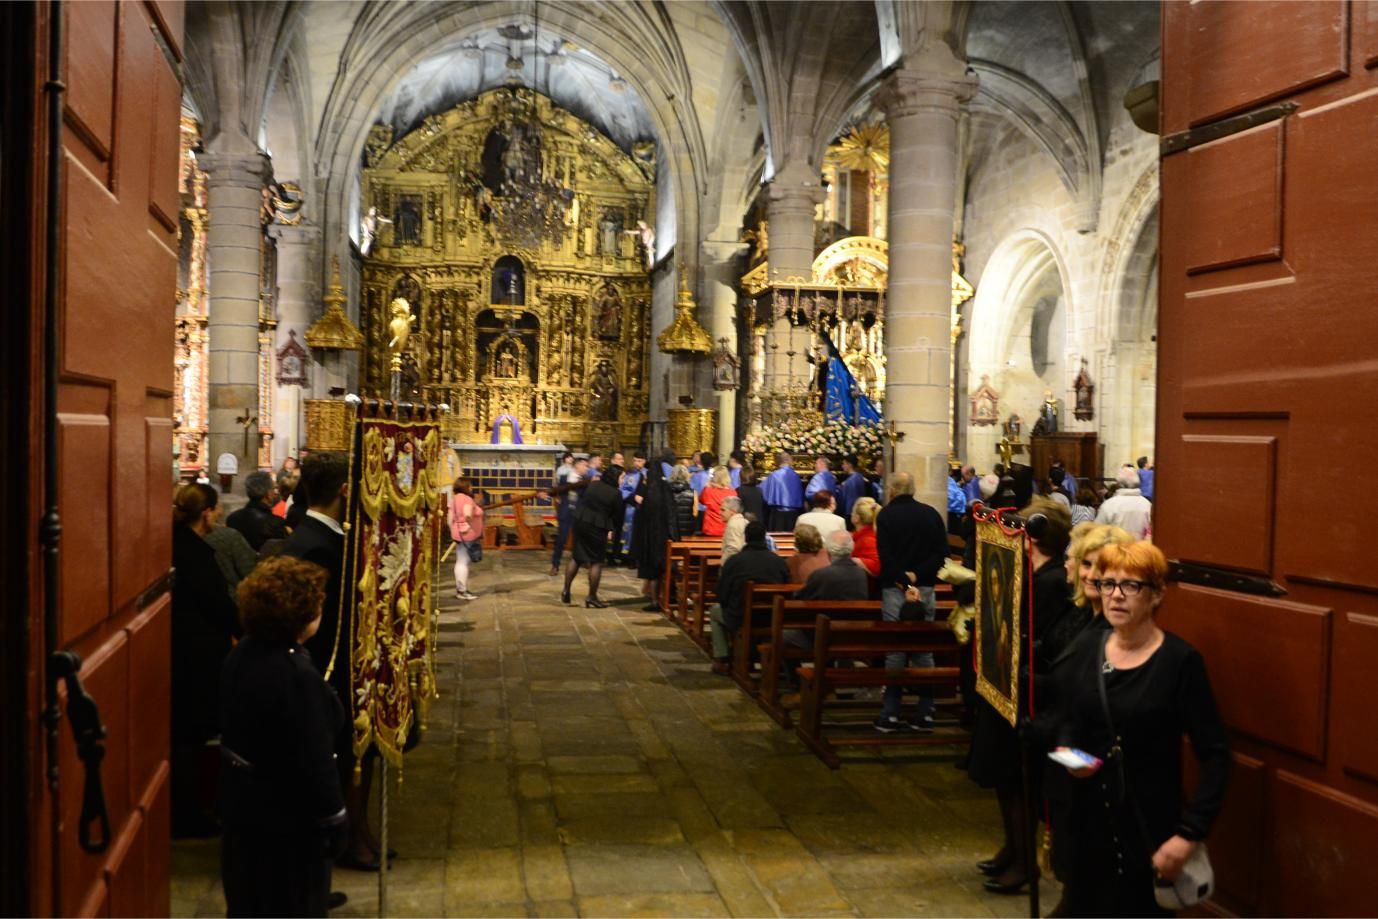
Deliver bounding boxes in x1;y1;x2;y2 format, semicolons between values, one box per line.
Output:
1137;456;1155;501
805;456;838;502
960;464;982;505
760;451;805;531
690;451;716;514
836;455;870;520
728;450;746;489
617;452;645;562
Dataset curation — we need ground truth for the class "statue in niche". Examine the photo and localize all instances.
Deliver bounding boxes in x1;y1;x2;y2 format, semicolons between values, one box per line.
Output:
589;360;619;421
599;210;623;256
438;305;455;383
593;285;622;339
969;374;1001;427
1073;358;1095;421
394;195;422;246
846;321;865;354
392;275;421;307
1032;389;1060;435
387;298;415;357
547;310;566;384
494;340;522;380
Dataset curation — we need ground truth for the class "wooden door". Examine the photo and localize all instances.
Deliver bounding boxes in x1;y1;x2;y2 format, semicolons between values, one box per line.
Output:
1158;2;1378;914
19;1;185;914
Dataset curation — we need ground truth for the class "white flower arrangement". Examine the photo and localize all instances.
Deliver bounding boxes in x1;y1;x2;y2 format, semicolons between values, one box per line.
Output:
741;419;883;457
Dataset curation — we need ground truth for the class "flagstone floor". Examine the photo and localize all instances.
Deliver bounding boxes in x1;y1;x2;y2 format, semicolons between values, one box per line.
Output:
172;550;1057;917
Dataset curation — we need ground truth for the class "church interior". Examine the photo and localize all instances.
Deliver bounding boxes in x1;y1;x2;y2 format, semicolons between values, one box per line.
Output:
3;0;1377;916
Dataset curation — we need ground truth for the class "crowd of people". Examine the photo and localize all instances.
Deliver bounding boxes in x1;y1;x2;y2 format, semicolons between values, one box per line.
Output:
173;442;1215;916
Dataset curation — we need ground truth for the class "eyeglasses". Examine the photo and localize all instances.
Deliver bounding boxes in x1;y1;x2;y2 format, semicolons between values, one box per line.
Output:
1092;578;1153;597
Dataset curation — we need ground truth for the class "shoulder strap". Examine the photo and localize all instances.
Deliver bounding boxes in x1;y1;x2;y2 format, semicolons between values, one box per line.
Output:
1097;634;1159;853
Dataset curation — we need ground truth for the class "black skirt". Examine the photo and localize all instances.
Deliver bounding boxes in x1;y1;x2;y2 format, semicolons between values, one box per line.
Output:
571;520;610;565
966;697;1024;789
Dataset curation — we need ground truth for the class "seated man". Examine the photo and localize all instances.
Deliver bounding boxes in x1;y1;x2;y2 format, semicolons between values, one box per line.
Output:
708;521;789;674
719;497;747;560
796;490;846;541
783;530;869;662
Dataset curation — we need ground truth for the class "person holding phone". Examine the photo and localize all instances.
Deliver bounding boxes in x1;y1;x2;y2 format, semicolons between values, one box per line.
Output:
1051;541;1230;916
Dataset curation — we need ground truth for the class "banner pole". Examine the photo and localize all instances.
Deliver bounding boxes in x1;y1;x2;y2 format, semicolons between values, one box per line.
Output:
379;757;389;916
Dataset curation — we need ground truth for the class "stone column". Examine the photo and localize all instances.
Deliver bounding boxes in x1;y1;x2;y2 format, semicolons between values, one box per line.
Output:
267;222;321;465
199;152;271;489
764;171;823;392
702;240;747;457
875;45;978;511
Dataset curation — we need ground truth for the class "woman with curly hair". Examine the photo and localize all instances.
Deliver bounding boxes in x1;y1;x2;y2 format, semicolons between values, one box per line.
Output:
219;556;347;918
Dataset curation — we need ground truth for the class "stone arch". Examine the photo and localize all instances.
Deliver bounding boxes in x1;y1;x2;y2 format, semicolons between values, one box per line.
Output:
1100;196;1160;466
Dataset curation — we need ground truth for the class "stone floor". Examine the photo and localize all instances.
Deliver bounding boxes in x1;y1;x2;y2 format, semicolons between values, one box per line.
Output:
172;550;1057;917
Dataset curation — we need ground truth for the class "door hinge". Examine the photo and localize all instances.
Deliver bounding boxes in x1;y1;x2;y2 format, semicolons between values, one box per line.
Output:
1169;560;1287;598
1161;101;1299;156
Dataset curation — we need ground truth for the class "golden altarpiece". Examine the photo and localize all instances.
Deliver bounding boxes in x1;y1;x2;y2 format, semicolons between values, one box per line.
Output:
358;88;654;453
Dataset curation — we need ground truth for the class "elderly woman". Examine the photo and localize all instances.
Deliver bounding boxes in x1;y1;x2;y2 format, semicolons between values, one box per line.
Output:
667;464;697;538
786;522;829;584
1053;542;1229;916
219;556;347;917
849;496;881;579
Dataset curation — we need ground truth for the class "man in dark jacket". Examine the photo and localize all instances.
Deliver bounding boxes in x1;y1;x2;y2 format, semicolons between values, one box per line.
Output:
709;521;790;672
796;530;869;601
874;471;948;732
226;470;288;550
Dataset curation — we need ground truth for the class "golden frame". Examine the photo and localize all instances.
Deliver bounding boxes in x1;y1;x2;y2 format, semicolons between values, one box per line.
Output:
973;518;1024;727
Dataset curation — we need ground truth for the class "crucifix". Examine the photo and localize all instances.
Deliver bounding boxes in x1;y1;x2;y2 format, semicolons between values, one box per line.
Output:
235;408;258;457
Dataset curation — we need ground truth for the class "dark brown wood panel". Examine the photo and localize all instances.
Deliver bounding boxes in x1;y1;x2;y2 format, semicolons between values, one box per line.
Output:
1269;771;1378;915
1175;434;1275;574
1178;0;1348;129
1164;586;1331;760
1161;3;1378;911
126;597;169;810
56;406;111;645
1334;612;1378;785
1183;122;1283;274
1361;0;1378;69
62;0;117;162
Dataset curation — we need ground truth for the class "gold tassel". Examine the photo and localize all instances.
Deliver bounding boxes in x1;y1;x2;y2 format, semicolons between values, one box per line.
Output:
1038;823;1055;877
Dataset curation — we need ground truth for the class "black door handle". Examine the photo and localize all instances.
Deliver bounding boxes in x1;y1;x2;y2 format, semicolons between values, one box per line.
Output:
50;650;111;854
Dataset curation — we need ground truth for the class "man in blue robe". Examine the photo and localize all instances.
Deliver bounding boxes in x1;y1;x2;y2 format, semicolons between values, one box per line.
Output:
804;456;838;504
960;464;982;505
690;451;716;513
836;454;869;520
1137;456;1154;501
760;452;804;531
728;450;746;489
616;452;645;561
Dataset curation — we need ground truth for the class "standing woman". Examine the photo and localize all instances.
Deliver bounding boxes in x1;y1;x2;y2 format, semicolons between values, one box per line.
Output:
563;464;624;608
735;465;767;525
448;477;485;600
220;557;347;917
667;464;697;537
171;483;241;837
699;465;737;537
630;460;680;612
1054;541;1229;916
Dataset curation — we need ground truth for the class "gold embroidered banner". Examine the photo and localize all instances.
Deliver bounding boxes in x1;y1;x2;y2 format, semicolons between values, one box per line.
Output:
347;412;443;767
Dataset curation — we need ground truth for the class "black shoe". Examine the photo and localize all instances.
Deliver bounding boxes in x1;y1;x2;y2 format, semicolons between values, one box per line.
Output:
982;873;1028;894
872;716;916;734
976;855;1007;875
336;853;381;872
585;597;608;608
328;891;348;911
561;590;571;604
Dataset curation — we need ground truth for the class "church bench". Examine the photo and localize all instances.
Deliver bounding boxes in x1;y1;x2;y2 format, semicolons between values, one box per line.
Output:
685;553;722;648
677;548;722;632
795;617;965;769
731;581;805;693
661;538;720;614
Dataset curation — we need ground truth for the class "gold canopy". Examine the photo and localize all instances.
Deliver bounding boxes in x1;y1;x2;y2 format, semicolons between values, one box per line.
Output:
306;256;365;352
656;272;712;355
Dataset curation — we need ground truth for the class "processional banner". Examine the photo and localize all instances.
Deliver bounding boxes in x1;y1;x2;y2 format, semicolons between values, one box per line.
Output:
345;403;444;767
973;516;1025;728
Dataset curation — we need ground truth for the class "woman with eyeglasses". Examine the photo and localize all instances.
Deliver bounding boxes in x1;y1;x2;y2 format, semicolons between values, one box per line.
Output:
1052;541;1230;916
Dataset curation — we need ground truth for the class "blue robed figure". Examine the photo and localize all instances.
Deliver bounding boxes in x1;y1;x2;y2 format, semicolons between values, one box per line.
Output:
760;454;804;532
690;467;711;512
619;466;643;554
804;459;837;502
836;465;869;519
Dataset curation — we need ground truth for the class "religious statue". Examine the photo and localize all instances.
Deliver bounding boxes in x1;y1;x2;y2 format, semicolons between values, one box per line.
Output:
1073;358;1095;420
846;321;865;354
589;360;619;421
387;298;415;355
1032;389;1059;435
599;210;622;256
438;306;455;383
395;196;422;246
360;206;393;256
593;284;622;339
495;342;520;378
624;220;655;269
712;339;740;391
1003;414;1022;439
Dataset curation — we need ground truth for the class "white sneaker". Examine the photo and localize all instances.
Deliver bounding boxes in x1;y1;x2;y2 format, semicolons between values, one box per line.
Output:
459;591;479;601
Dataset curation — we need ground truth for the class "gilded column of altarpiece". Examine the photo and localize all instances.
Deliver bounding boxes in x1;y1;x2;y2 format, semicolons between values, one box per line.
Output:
360;89;654;452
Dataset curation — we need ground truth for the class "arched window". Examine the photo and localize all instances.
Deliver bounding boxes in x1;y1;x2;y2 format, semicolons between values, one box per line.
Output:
491;256;525;305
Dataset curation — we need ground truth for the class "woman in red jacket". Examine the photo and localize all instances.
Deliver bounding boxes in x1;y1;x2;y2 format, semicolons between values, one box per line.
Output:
698;466;738;537
850;497;882;581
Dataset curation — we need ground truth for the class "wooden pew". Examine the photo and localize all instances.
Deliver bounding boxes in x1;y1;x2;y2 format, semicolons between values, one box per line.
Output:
795;616;965;769
731;581;804;692
661;538;719;614
677;547;721;631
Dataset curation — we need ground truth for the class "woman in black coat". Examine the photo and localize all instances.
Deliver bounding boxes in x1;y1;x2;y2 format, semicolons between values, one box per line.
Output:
667;465;697;537
171;483;241;837
562;464;624;608
630;460;680;612
220;556;347;918
968;497;1075;894
735;465;768;526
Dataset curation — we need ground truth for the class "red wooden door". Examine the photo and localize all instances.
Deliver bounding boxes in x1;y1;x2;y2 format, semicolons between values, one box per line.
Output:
1158;2;1378;914
23;1;185;914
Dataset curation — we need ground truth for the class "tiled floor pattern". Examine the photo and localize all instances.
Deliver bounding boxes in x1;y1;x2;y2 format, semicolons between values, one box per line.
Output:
172;550;1057;917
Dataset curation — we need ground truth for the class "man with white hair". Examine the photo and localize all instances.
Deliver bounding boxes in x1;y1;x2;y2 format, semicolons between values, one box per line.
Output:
796;529;869;601
718;496;748;560
1096;464;1152;539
